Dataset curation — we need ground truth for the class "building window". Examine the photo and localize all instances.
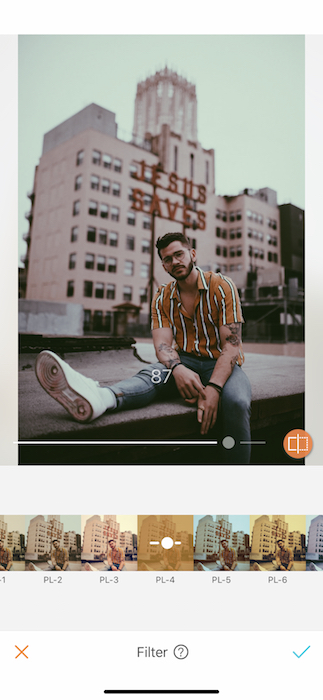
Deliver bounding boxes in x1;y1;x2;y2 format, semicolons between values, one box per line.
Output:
140;287;148;303
111;207;119;222
83;309;91;331
229;212;235;222
69;253;76;269
143;193;152;207
247;229;252;238
84;281;93;297
258;231;263;241
141;263;149;278
75;174;82;190
123;285;132;301
216;227;221;238
105;311;113;332
236;246;242;257
109;231;118;247
87;226;96;243
93;310;103;330
258;213;263;224
223;248;227;257
236;210;242;221
114;158;122;173
143;215;151;230
100;178;109;194
222;229;227;239
76;150;84;166
254;248;259;258
142;239;150;254
230;265;235;272
216;246;221;256
71;226;78;242
92;149;101;165
97;255;106;271
85;253;95;269
273;252;278;263
112;182;121;197
126;235;135;251
216;210;221;219
174;145;178;172
230;230;235;240
259;250;264;259
144;167;152;182
108;257;117;273
128;187;134;201
124;260;134;276
95;283;104;299
127;211;136;226
247;210;252;219
268;251;273;262
206;161;209;185
90;175;100;190
230;247;235;258
190;153;194;179
129;164;137;178
107;284;115;299
98;229;107;245
103;154;112;169
236;228;242;238
73;200;80;216
67;280;74;297
100;203;109;219
88;200;98;216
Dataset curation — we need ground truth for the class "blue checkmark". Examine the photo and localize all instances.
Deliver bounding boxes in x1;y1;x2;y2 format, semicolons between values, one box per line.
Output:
293;646;310;658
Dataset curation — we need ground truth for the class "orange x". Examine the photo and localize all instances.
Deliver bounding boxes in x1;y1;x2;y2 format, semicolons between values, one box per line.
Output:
15;645;29;659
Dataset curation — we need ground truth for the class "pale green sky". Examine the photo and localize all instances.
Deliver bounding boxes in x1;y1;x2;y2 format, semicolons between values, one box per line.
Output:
18;34;304;265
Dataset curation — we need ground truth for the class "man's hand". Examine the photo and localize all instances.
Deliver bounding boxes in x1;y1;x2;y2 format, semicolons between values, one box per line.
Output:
197;386;220;435
173;364;206;402
111;564;118;571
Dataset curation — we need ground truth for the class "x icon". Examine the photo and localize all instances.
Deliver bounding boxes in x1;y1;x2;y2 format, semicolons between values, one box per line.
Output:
15;645;29;659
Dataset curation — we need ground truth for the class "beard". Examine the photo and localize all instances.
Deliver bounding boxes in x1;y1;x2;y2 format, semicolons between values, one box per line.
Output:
169;259;195;281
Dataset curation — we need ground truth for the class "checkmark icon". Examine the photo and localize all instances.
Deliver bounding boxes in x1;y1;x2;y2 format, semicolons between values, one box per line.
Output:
293;646;310;658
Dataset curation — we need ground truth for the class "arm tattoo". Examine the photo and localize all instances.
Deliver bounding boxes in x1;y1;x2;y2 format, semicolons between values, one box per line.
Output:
224;323;241;347
157;343;180;369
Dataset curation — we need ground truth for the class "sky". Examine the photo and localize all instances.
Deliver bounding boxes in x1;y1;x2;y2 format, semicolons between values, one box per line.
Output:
250;514;306;534
81;515;137;534
3;515;25;533
25;514;81;533
18;34;304;266
194;515;249;535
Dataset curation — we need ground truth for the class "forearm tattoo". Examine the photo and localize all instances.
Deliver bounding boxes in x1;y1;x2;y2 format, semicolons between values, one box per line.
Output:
225;323;241;347
157;343;180;369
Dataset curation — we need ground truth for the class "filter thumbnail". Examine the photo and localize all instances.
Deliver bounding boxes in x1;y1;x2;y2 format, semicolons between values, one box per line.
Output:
306;515;323;570
137;515;194;571
250;515;306;571
25;515;81;570
194;515;250;571
0;515;25;571
81;515;137;571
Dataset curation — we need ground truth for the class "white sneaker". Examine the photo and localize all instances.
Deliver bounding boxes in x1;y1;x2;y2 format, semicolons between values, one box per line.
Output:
35;350;114;422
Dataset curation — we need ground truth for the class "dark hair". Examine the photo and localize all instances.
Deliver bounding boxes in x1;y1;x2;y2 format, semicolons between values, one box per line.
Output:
52;539;59;544
108;539;115;544
277;539;284;544
221;539;228;545
156;232;191;259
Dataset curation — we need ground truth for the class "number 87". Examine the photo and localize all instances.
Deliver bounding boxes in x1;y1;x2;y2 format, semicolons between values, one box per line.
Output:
151;368;173;384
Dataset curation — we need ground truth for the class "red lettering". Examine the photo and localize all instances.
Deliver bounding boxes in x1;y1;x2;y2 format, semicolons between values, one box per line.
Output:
151;165;162;186
168;172;178;193
131;188;145;211
138;160;145;182
165;199;179;221
198;185;206;204
182;206;192;228
183;178;193;198
149;193;162;217
197;210;206;230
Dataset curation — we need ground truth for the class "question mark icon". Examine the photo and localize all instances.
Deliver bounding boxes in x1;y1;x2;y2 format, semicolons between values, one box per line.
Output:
174;644;189;659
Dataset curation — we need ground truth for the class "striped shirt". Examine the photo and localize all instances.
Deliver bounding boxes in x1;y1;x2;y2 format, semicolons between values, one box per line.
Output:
151;267;244;364
276;547;293;568
108;547;124;567
0;547;12;568
51;547;69;566
220;547;237;569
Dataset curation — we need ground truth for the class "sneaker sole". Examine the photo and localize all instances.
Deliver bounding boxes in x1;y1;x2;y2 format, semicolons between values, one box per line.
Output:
35;351;93;422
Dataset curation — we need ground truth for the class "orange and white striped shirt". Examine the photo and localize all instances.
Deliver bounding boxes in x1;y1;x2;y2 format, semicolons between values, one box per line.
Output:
151;268;244;364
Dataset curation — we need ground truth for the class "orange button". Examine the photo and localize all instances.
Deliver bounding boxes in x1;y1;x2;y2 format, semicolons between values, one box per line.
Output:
283;429;313;459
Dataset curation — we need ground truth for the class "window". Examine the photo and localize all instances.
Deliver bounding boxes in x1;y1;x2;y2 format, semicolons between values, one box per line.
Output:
127;211;136;226
87;226;96;243
236;246;242;257
259;250;264;259
273;252;278;263
71;226;78;242
84;281;93;297
67;280;74;297
247;229;252;238
111;207;119;222
114;158;122;173
216;246;221;256
258;213;263;224
95;283;104;299
143;193;152;207
126;236;135;251
100;203;109;219
109;231;118;247
144;167;152;182
105;311;113;332
141;215;151;231
97;255;106;271
83;310;91;331
222;248;227;257
98;229;107;245
230;264;235;271
112;182;121;197
236;264;242;270
236;229;242;238
247;210;252;219
75;174;82;190
222;229;227;239
174;145;178;172
205;160;209;185
124;260;134;276
222;213;227;222
268;251;273;262
236;210;242;221
93;310;103;330
230;247;235;258
142;239;150;254
88;200;97;216
258;231;263;241
92;149;101;165
216;227;221;238
272;220;277;230
69;253;76;269
108;257;117;273
123;285;132;301
216;210;221;220
140;287;148;303
272;236;277;246
76;150;84;166
89;175;99;191
128;188;134;201
85;253;94;269
102;178;110;193
73;200;80;216
230;230;235;239
129;164;137;178
141;263;149;278
229;212;235;222
102;154;112;169
107;284;115;300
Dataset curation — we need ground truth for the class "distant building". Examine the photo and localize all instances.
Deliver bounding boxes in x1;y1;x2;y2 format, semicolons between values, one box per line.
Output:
26;515;64;559
307;515;323;560
194;515;233;559
279;203;304;287
82;515;121;560
63;530;78;552
251;515;293;561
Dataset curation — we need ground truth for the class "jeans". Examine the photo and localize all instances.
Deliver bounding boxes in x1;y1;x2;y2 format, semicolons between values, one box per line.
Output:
104;564;126;572
108;353;252;464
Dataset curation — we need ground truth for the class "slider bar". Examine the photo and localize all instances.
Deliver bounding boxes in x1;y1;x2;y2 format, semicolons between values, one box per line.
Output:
104;692;219;695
